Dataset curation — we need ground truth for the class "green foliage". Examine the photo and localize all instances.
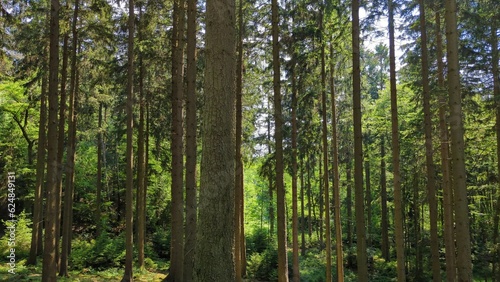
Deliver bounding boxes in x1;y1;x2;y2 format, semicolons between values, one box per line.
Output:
246;247;279;281
151;228;171;260
246;227;270;255
0;212;32;259
70;231;125;270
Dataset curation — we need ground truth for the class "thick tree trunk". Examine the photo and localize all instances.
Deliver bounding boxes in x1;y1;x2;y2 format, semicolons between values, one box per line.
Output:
418;1;440;280
183;0;197;278
59;0;79;275
193;0;236;278
41;0;60;278
28;73;47;266
352;0;368;279
122;0;134;279
388;0;406;280
329;45;344;281
444;0;472;280
168;0;185;278
435;9;456;281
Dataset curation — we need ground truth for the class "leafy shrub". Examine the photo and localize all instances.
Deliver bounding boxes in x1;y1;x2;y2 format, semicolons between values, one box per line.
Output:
247;247;278;281
70;231;125;270
246;227;271;255
0;212;32;258
151;228;170;259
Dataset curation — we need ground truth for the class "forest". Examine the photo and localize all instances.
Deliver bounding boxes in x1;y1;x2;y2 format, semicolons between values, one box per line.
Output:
0;0;499;280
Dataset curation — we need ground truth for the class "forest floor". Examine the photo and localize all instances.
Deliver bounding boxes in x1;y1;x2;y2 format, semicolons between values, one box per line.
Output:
0;261;167;281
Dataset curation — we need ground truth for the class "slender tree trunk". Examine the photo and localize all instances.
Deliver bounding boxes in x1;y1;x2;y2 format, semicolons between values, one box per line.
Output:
319;154;324;247
413;174;421;280
380;137;389;261
352;0;368;279
59;0;79;275
96;102;103;236
435;8;456;281
320;24;332;281
445;0;472;280
28;73;47;266
388;0;406;280
492;14;500;282
41;0;60;278
365;160;371;248
183;0;197;278
329;46;344;281
268;114;274;238
291;58;300;282
346;164;352;249
300;155;306;256
137;3;146;270
193;0;236;277
272;0;288;278
418;1;440;280
122;0;134;279
307;156;313;239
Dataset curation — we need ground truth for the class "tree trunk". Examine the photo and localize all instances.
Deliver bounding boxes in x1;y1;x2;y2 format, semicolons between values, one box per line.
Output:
183;0;197;277
168;0;186;278
59;0;79;275
122;0;134;279
307;155;312;240
193;0;236;278
380;136;389;261
329;44;344;281
352;0;368;279
445;0;472;280
435;8;456;281
418;1;440;280
300;155;306;256
413;174;421;280
28;73;47;266
346;163;352;249
291;57;300;282
492;13;500;282
365;160;371;248
320;23;332;281
388;0;406;280
272;0;288;279
96;102;103;236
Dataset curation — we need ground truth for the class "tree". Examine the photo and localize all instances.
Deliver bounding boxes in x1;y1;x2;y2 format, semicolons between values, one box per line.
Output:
41;0;60;278
418;0;440;280
193;0;236;278
168;0;186;277
122;0;135;278
388;0;405;280
445;0;472;280
352;0;368;279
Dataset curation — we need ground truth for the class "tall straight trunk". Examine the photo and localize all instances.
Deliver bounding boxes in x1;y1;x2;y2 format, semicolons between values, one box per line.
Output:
307;157;313;239
184;0;197;278
346;164;352;249
193;0;236;277
388;0;406;280
137;4;146;269
320;27;332;282
413;175;421;280
365;160;371;247
418;1;440;280
445;0;472;280
268;114;274;238
42;0;60;281
122;0;134;279
492;15;500;282
96;102;103;236
435;9;456;281
319;155;324;246
291;59;300;282
272;0;288;279
300;155;306;256
59;0;79;275
41;0;60;278
169;0;186;278
28;73;47;266
380;137;389;261
329;45;344;281
352;0;368;279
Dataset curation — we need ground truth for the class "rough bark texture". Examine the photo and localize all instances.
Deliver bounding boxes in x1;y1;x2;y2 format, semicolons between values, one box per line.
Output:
445;0;472;280
41;0;59;278
329;46;344;281
435;9;456;281
418;1;440;280
122;0;134;279
168;0;185;278
183;0;197;278
352;0;368;279
193;0;236;279
28;73;47;266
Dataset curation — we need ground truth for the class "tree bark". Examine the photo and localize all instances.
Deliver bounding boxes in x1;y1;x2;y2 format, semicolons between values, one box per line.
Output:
291;55;300;282
352;0;368;279
380;136;389;261
445;0;472;280
388;0;406;280
193;0;236;278
418;1;440;280
41;0;60;278
492;12;500;282
435;8;456;281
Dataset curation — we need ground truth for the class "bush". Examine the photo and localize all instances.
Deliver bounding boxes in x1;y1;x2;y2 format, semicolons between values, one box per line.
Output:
0;212;32;258
70;231;125;270
246;227;271;255
151;228;170;259
247;247;278;281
